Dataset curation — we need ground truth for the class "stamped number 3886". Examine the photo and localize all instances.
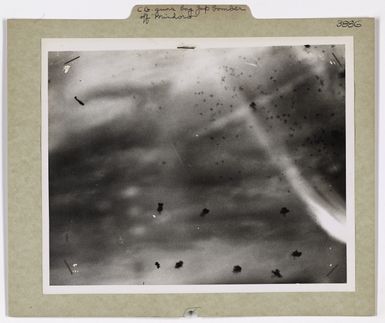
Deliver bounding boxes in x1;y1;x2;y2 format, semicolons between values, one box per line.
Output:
336;20;361;28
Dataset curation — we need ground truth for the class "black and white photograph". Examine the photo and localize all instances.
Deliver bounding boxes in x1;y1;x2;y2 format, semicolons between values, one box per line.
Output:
42;38;354;293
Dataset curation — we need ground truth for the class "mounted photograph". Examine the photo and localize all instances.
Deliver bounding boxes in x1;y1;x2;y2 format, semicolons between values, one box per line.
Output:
41;37;354;293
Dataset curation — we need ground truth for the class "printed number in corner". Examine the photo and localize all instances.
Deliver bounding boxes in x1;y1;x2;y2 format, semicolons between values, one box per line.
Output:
336;20;361;28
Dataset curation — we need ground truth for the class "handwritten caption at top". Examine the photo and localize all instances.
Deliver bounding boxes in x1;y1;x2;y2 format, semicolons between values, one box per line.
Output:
136;5;247;24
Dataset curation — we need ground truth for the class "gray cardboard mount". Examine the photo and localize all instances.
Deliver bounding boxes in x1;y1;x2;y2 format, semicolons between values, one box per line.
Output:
7;5;375;317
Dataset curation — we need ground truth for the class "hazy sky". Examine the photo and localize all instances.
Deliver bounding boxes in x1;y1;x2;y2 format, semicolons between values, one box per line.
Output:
48;43;347;285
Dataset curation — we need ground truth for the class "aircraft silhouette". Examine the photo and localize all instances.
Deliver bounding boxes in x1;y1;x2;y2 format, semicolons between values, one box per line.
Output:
232;265;242;273
272;269;283;278
249;101;257;111
200;208;210;217
175;261;183;269
280;207;290;216
291;250;302;258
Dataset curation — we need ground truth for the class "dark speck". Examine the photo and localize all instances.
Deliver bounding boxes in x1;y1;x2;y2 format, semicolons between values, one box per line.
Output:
272;269;283;278
233;265;242;273
200;208;210;217
338;70;345;79
155;262;160;269
157;203;164;214
280;207;290;216
291;250;302;258
304;44;311;48
249;101;257;111
175;261;183;269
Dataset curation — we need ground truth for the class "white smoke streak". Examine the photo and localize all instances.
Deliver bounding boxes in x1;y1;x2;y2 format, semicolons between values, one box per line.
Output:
199;76;347;243
246;110;347;243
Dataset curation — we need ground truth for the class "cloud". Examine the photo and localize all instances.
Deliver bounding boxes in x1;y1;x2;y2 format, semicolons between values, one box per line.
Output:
48;45;347;285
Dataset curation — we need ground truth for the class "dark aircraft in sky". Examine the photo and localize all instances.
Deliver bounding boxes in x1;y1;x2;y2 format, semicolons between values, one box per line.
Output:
175;261;184;269
232;265;242;273
200;208;210;217
272;269;283;278
291;250;302;258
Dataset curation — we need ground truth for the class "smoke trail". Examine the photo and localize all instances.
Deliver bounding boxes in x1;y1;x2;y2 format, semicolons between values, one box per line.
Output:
199;76;347;243
245;107;347;243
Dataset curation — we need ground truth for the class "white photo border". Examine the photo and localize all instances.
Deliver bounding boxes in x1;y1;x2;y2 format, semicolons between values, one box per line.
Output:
41;37;355;294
